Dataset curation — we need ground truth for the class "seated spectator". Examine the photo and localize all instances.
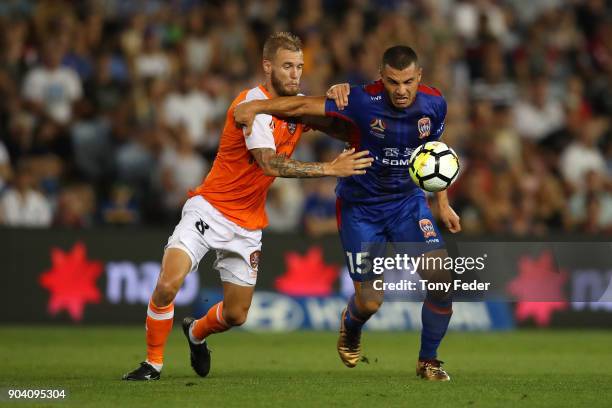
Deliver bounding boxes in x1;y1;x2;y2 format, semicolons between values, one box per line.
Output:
162;71;215;150
101;184;140;225
55;183;96;227
21;39;82;125
560;118;608;191
134;29;173;80
87;53;129;114
266;178;304;233
569;171;612;233
156;126;208;215
0;160;52;227
513;75;565;142
0;140;12;193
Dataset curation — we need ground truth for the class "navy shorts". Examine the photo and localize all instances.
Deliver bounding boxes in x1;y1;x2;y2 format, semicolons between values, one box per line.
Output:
336;193;446;282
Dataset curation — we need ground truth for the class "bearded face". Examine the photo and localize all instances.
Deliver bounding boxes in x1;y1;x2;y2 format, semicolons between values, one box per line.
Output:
267;48;303;96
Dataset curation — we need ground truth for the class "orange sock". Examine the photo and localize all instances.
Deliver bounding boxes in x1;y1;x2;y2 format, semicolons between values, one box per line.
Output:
146;299;174;368
191;302;230;341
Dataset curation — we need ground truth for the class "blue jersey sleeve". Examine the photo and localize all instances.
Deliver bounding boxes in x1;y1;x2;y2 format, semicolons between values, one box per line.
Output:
324;87;361;124
429;97;447;141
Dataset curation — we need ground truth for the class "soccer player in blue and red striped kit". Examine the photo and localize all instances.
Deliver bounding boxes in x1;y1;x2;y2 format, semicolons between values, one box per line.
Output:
235;45;461;381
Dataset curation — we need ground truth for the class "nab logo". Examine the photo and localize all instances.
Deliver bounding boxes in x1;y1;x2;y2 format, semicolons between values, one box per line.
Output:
39;242;103;322
195;219;210;235
106;261;199;306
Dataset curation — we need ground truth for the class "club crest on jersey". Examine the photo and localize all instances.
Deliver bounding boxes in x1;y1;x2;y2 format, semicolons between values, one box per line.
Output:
250;250;261;273
370;118;386;135
287;121;297;135
419;219;437;238
417;117;431;139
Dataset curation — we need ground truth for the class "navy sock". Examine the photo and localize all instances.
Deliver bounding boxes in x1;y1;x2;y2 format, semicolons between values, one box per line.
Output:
419;297;453;360
344;295;370;333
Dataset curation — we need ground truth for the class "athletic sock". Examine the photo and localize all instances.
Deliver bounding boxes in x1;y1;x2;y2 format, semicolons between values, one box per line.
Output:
145;299;175;370
344;294;371;333
419;298;453;360
191;301;230;342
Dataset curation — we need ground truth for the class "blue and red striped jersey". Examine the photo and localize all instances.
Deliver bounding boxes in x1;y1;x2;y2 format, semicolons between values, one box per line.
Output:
325;80;447;203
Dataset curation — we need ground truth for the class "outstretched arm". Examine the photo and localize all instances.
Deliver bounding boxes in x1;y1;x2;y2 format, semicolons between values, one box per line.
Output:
250;147;372;178
235;96;326;135
300;115;351;142
436;190;461;233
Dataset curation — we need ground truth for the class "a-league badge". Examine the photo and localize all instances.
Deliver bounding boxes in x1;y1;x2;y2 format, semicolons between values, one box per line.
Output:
419;219;437;238
417;117;431;139
370;118;386;133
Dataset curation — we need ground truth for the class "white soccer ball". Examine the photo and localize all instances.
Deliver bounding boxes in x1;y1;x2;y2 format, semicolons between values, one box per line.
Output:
408;141;460;192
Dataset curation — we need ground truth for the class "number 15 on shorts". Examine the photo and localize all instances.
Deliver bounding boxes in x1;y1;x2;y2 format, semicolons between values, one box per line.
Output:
345;251;372;275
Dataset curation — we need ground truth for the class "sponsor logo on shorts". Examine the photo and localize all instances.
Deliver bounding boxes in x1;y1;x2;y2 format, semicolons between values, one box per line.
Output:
419;219;437;238
195;219;210;235
418;117;431;139
250;250;261;273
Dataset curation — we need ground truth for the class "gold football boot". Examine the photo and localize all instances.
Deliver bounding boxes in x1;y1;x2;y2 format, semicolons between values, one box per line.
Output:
416;359;451;381
337;308;362;368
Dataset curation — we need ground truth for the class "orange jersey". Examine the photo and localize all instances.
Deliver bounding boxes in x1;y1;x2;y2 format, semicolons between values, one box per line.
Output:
189;85;306;230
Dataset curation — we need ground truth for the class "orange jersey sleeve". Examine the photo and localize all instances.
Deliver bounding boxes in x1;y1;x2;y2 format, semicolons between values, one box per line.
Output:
189;85;306;230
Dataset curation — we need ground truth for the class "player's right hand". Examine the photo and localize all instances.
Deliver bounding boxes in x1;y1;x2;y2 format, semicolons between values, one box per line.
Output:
234;102;256;136
325;148;373;177
326;83;350;110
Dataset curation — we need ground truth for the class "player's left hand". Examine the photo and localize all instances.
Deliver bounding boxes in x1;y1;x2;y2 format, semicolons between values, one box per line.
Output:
439;204;461;233
326;83;350;110
234;102;256;135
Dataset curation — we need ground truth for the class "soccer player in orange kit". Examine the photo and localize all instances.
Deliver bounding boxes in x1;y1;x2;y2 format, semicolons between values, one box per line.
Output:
123;32;372;380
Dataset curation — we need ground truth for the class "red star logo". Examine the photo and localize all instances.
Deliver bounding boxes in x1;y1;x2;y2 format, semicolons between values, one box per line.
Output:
39;242;103;322
507;251;568;326
275;246;339;296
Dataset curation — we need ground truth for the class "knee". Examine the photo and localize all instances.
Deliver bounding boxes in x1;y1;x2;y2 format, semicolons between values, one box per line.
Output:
424;268;453;303
358;298;383;316
427;288;453;304
153;281;179;306
223;307;249;327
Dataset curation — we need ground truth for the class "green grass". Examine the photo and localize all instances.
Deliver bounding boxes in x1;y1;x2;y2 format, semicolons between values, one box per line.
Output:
0;328;611;407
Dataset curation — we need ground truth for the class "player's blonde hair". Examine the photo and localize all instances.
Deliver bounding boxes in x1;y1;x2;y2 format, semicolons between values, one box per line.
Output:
263;32;302;60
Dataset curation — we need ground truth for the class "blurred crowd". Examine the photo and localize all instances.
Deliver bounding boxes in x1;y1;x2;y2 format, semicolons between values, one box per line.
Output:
0;0;611;236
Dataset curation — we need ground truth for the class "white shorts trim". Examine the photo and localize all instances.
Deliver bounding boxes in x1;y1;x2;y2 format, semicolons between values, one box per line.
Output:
165;241;197;273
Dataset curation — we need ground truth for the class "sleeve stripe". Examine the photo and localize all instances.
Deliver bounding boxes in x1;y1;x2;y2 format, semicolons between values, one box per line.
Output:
325;111;362;151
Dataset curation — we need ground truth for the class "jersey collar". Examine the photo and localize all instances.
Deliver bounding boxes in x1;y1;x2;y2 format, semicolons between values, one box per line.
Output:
258;84;273;99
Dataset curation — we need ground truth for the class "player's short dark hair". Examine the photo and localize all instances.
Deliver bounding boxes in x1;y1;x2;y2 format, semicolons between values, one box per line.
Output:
263;32;302;60
382;46;419;70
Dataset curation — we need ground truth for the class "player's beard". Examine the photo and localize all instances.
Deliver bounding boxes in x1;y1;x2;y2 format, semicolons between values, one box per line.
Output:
271;70;299;96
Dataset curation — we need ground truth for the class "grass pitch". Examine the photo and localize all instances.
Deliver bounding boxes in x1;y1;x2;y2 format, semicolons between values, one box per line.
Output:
0;327;611;407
